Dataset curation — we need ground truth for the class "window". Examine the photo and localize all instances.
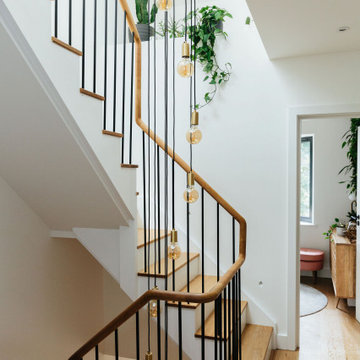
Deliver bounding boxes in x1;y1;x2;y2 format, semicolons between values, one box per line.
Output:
300;136;313;223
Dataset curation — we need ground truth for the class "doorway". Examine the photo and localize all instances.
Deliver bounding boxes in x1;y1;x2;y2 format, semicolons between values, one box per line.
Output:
287;104;360;352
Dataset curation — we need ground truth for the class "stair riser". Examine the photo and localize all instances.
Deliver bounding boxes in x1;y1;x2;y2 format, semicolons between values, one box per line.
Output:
136;236;168;271
166;303;247;359
138;256;200;294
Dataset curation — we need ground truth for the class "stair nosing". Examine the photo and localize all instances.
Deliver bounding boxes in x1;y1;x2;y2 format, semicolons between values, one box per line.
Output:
137;229;170;249
137;252;199;278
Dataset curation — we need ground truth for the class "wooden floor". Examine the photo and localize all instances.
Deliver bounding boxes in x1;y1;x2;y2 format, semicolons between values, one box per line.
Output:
271;277;360;359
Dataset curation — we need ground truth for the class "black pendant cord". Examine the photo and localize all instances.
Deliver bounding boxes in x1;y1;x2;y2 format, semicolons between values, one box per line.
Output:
164;9;169;360
147;0;152;285
184;0;188;41
189;0;193;172
193;0;197;108
153;0;158;289
171;0;176;293
171;0;176;231
147;0;151;354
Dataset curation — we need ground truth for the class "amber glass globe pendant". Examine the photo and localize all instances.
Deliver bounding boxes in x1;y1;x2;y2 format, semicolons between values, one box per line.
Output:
168;229;181;260
149;286;159;318
177;41;194;78
157;0;172;10
186;110;202;144
183;171;199;204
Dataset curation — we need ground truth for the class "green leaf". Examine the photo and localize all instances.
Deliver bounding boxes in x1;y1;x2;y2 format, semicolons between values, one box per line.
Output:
245;16;251;25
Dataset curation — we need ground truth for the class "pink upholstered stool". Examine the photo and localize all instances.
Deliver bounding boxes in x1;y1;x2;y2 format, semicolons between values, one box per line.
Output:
300;248;324;283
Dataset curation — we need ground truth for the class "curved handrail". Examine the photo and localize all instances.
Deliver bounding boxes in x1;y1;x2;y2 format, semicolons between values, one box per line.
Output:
69;1;247;359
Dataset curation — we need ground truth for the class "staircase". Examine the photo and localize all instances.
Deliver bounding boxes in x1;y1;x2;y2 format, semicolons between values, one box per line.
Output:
0;0;275;358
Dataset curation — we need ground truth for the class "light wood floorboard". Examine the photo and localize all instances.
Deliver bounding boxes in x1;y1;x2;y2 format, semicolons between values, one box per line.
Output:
271;277;360;359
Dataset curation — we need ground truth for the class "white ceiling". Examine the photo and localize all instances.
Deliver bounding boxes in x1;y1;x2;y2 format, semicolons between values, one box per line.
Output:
246;0;360;59
0;22;126;230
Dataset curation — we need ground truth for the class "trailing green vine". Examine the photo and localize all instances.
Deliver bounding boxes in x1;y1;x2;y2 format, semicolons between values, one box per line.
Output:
339;118;360;195
188;6;232;108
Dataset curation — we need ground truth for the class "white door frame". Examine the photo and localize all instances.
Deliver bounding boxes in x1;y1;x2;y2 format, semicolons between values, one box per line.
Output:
287;103;360;350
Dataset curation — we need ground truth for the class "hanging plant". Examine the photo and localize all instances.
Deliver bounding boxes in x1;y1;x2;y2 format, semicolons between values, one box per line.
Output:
188;6;232;108
134;0;158;41
157;17;185;38
339;118;360;195
135;0;157;24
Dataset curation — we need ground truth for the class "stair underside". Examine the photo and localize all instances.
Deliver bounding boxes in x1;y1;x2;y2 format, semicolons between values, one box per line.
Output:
241;324;273;360
138;252;199;278
137;228;170;249
195;300;248;340
168;275;218;309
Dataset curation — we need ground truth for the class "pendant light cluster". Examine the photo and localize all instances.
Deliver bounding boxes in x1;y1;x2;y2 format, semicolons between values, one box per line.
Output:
179;0;201;205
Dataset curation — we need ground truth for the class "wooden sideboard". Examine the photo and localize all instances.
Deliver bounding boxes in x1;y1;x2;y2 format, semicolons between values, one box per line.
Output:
330;232;356;299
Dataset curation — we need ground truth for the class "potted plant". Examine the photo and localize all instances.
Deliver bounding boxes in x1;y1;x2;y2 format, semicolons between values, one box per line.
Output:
323;218;346;240
187;6;233;108
134;0;158;41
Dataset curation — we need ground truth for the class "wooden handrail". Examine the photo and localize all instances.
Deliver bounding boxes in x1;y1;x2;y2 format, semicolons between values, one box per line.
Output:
69;0;247;359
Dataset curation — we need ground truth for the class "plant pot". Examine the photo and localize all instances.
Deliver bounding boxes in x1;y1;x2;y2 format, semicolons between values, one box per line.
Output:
129;24;154;42
215;20;223;31
336;227;346;236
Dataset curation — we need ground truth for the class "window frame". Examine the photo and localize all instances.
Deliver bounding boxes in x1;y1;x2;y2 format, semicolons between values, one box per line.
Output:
300;135;314;224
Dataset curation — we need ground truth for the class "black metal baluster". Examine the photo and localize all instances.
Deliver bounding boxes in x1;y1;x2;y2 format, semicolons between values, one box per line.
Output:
219;292;223;360
178;302;183;360
136;312;140;360
232;276;236;359
228;282;231;358
224;288;227;360
214;297;218;360
121;11;127;163
239;270;242;360
81;0;86;88
55;0;58;38
143;132;147;272
201;187;205;360
187;202;190;294
93;0;97;93
115;329;119;360
103;0;108;129
157;300;161;360
129;32;135;163
69;0;72;45
157;146;161;274
112;0;118;132
235;273;238;360
95;344;99;360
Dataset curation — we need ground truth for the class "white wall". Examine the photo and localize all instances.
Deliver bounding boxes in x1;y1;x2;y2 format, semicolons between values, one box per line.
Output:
300;117;351;278
0;174;104;360
132;0;360;348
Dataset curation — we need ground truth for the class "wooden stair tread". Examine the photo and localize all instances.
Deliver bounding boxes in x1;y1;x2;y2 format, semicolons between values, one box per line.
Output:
80;88;105;101
137;228;170;249
138;252;199;278
102;130;123;138
121;164;139;168
51;36;82;56
195;300;248;340
168;275;218;308
241;324;273;360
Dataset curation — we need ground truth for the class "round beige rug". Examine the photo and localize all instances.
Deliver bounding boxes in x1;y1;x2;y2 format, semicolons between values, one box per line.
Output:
300;284;328;317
